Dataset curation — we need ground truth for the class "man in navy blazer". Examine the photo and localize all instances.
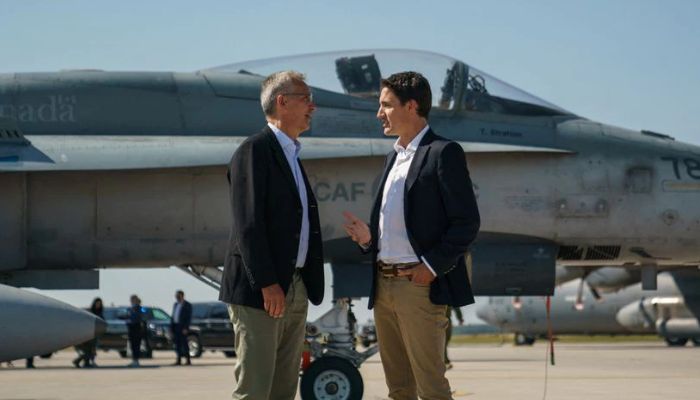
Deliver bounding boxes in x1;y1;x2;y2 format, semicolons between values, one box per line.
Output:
344;71;480;400
170;290;192;365
219;71;324;399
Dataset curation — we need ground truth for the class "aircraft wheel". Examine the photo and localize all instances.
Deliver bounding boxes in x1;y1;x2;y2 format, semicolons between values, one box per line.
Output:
39;353;53;359
514;333;535;346
300;356;363;400
188;333;203;358
692;338;700;347
665;337;688;347
118;350;128;358
223;351;236;358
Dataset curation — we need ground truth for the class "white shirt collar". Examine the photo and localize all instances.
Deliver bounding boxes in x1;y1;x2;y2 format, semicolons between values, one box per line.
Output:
268;122;301;156
393;124;430;154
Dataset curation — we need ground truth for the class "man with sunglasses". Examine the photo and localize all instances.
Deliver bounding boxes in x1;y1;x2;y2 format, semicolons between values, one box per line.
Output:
219;71;324;399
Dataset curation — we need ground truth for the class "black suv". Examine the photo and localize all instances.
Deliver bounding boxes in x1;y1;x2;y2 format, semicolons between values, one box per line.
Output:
190;301;236;357
99;306;202;358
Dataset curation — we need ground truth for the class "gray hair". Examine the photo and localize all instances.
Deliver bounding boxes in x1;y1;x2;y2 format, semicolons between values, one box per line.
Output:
260;70;307;116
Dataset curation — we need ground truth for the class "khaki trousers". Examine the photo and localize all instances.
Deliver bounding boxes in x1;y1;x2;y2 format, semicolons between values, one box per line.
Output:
228;271;308;400
374;273;452;400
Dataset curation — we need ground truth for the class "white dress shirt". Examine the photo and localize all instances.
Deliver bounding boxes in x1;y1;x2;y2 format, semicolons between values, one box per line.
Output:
378;124;436;276
268;123;309;269
173;302;183;324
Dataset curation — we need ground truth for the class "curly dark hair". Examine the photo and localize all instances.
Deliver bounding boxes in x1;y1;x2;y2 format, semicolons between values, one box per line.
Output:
380;71;432;118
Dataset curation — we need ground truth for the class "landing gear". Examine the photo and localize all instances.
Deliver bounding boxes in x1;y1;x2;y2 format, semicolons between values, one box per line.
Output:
301;299;378;400
665;337;689;347
300;356;363;400
514;332;536;346
177;265;375;399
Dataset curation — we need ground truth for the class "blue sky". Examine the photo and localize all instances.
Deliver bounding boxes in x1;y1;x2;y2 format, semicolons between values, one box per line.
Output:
4;0;699;322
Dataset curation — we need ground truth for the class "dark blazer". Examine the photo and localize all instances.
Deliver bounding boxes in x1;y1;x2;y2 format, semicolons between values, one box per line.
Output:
219;126;324;309
367;128;480;309
171;301;192;328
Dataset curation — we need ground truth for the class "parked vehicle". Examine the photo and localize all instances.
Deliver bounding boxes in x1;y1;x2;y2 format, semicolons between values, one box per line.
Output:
99;306;202;358
190;301;236;357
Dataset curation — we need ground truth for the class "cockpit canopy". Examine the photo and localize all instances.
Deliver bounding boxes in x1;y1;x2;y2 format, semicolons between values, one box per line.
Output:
205;49;572;117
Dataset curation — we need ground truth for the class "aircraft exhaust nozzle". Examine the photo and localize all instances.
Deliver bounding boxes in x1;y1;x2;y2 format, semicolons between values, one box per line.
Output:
0;284;105;362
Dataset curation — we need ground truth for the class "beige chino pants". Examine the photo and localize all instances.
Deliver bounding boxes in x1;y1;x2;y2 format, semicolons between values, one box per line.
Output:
227;271;308;400
374;273;452;400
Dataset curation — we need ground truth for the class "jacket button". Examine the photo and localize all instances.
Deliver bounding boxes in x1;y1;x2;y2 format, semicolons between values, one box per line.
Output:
297;208;302;215
291;258;297;265
294;233;300;239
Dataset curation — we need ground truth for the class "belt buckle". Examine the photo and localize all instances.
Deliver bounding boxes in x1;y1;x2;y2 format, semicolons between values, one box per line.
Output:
378;261;395;278
379;261;413;278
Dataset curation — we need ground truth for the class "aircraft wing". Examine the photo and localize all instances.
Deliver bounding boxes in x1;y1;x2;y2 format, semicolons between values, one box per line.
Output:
0;135;573;172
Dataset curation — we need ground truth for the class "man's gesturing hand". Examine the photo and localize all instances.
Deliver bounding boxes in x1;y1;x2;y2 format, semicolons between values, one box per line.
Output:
397;263;436;286
261;283;285;318
342;211;371;246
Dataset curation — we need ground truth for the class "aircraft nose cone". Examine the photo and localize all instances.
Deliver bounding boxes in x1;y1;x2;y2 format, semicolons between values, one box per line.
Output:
94;317;107;338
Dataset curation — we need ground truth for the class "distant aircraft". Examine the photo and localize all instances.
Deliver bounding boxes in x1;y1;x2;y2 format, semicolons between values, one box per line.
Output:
477;270;700;347
1;49;699;397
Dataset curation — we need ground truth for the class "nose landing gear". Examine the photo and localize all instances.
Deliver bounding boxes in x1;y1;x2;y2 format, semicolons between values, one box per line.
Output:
301;299;378;400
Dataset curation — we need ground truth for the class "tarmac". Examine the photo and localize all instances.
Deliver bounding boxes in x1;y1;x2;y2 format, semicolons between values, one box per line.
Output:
1;341;698;400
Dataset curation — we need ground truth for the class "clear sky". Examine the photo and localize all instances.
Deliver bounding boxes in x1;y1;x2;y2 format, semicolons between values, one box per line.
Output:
4;0;699;323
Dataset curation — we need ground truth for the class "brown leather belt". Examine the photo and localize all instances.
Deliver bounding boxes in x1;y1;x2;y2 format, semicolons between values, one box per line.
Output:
377;260;419;278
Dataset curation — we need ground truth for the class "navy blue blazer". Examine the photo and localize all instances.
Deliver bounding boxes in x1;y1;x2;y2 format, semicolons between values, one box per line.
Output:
367;129;480;308
218;126;325;309
171;301;192;328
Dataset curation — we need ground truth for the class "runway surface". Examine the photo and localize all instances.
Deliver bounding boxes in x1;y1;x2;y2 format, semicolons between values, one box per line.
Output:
1;341;698;399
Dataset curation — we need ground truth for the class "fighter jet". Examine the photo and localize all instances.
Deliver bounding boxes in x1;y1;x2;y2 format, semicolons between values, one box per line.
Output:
1;49;699;396
476;269;700;347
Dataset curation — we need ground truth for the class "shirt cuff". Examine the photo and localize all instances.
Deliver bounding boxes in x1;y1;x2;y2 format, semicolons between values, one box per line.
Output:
420;256;437;277
359;240;372;251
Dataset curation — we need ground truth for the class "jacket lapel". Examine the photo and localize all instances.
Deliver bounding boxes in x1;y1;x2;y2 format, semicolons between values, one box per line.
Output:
404;129;435;194
370;151;397;230
265;126;300;198
373;152;397;208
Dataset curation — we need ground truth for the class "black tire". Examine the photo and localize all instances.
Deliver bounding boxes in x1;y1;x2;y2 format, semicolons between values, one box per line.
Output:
39;353;53;359
692;338;700;347
665;337;689;347
223;351;236;358
361;339;370;348
514;333;535;346
118;350;128;358
300;356;363;400
188;334;203;358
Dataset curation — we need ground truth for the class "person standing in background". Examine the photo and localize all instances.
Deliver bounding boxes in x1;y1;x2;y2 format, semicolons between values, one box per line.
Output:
72;297;104;368
126;295;144;368
171;290;192;366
